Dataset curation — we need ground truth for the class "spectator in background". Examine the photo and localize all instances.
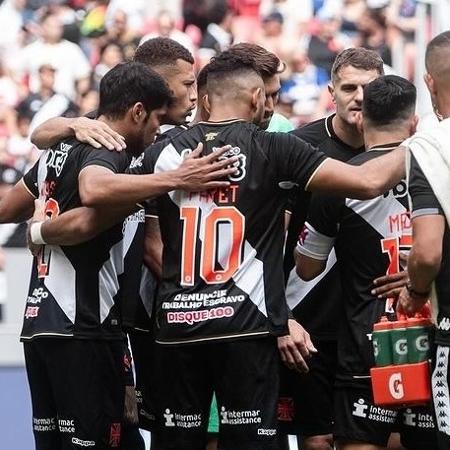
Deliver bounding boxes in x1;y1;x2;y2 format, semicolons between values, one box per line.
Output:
256;11;295;62
0;0;26;56
105;0;147;33
17;63;77;135
15;10;91;100
340;0;366;40
78;88;99;116
260;0;313;38
0;61;20;139
357;7;392;67
140;9;195;55
281;49;329;124
106;9;140;60
308;7;349;79
93;41;125;84
198;0;233;67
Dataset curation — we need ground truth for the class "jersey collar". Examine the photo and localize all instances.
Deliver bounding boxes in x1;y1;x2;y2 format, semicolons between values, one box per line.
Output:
368;142;403;152
325;114;364;152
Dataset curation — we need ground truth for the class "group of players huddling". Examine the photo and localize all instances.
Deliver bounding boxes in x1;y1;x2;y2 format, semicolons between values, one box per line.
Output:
1;27;450;450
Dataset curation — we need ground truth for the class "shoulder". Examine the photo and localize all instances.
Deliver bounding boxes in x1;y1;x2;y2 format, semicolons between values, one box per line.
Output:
291;117;327;145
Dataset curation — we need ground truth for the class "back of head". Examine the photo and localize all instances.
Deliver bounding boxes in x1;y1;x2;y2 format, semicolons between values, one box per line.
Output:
134;37;194;71
362;75;416;128
227;43;284;80
207;51;264;102
425;31;450;84
331;47;384;83
97;62;171;120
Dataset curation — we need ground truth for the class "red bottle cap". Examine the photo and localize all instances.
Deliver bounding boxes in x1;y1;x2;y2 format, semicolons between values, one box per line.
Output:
373;316;392;331
391;320;408;329
407;317;432;327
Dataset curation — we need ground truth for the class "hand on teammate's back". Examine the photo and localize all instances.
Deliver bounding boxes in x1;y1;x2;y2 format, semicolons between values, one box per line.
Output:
277;319;317;373
175;143;239;192
70;117;127;151
371;253;409;299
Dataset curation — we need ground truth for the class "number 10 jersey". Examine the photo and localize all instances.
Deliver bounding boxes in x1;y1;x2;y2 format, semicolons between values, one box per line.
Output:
131;120;326;344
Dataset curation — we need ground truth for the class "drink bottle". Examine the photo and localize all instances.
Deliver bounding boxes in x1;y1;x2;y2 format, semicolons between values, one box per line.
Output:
372;316;393;367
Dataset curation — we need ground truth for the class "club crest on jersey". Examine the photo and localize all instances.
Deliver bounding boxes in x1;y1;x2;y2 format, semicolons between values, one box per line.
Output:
46;143;71;176
383;180;407;199
212;146;246;182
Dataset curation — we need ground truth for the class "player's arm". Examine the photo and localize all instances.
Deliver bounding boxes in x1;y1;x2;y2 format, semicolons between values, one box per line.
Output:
0;180;35;223
307;146;405;199
143;215;163;280
398;155;444;315
78;144;237;208
30;202;135;246
30;116;126;151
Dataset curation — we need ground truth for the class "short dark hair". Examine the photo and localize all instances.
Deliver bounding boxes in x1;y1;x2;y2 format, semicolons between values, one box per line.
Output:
97;62;171;119
331;47;384;82
209;0;230;24
425;31;450;70
134;37;194;68
362;75;416;126
227;43;284;79
207;51;261;86
197;63;211;92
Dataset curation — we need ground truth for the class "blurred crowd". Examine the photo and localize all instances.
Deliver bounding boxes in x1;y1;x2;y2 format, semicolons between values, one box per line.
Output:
0;0;425;248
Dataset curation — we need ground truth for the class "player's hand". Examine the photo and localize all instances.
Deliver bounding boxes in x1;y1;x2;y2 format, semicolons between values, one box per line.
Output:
27;199;46;257
372;253;408;299
69;117;126;151
124;385;139;425
277;319;317;373
175;143;239;191
397;286;428;317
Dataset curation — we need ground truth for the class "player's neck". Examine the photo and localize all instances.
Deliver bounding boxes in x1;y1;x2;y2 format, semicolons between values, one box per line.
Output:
364;129;409;150
332;114;364;148
208;105;251;123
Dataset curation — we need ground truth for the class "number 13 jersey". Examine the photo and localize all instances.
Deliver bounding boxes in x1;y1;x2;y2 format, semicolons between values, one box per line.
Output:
130;120;326;344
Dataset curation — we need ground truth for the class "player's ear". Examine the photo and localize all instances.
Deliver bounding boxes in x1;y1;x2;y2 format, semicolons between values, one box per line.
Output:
203;94;211;115
410;114;419;135
131;102;147;124
251;87;262;110
328;83;335;103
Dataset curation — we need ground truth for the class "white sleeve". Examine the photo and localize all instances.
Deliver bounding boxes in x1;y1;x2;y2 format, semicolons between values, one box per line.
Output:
296;222;335;260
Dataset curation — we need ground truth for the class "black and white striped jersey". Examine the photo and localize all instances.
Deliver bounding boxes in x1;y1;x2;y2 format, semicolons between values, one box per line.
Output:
285;114;364;340
409;155;450;346
21;138;135;341
297;147;410;384
130;119;327;344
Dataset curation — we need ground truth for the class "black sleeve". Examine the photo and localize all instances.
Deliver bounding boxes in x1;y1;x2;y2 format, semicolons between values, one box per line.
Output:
22;159;40;198
307;193;342;238
261;132;327;191
80;147;128;174
144;198;159;218
409;155;443;219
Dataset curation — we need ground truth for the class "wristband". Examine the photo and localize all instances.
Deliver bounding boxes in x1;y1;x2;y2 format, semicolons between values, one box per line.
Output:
406;281;430;299
30;222;47;245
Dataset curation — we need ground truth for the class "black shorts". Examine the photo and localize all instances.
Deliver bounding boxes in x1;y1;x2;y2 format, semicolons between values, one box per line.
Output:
24;339;125;450
278;340;336;436
128;330;158;432
154;337;280;450
334;384;437;449
432;344;450;450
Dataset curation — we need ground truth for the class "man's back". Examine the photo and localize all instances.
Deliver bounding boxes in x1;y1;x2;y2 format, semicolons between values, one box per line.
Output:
131;119;325;344
21;138;132;341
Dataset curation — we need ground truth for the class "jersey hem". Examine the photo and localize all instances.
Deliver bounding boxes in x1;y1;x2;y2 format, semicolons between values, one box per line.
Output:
155;330;270;345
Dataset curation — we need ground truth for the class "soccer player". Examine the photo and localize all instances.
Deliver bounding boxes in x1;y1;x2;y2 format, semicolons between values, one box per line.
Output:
280;47;385;450
296;75;437;450
27;52;406;450
21;62;170;450
398;31;450;450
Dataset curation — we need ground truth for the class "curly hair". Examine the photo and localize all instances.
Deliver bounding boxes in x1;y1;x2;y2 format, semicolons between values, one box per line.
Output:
134;37;194;68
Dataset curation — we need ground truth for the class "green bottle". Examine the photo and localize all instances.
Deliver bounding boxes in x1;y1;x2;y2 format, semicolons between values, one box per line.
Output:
407;317;432;363
391;320;409;364
372;316;393;367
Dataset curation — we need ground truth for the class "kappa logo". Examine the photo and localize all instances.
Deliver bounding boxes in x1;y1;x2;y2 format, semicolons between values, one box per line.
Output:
352;399;369;418
439;317;450;331
46;143;71;176
129;153;144;169
164;409;175;427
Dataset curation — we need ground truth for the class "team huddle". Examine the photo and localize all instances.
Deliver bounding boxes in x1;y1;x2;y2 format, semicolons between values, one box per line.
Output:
0;29;450;450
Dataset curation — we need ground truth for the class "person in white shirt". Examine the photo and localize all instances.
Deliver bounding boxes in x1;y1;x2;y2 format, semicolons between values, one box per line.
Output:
16;11;91;100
